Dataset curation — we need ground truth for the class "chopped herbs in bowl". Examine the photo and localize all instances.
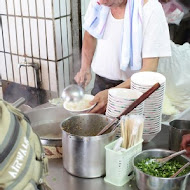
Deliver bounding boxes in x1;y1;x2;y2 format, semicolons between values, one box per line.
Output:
135;158;190;178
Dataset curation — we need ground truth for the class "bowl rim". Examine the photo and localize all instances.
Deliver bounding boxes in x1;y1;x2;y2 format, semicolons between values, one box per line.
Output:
60;113;117;140
169;120;190;132
63;94;96;113
133;148;190;179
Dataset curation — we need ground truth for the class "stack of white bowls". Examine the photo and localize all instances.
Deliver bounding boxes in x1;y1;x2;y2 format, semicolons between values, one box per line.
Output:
131;72;166;142
106;88;144;118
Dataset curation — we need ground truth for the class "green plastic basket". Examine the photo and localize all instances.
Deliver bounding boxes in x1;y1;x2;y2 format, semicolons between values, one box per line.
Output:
104;139;143;186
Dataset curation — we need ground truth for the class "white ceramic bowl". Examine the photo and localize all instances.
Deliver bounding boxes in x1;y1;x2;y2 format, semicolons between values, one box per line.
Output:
108;88;142;100
63;94;95;114
131;72;166;86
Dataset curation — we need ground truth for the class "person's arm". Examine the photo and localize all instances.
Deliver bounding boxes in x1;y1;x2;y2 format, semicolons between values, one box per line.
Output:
90;57;159;113
181;134;190;157
117;57;158;88
74;31;97;86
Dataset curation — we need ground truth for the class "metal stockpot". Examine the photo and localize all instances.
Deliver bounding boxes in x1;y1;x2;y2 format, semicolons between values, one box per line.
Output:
60;113;117;178
169;120;190;151
133;149;190;190
25;106;71;146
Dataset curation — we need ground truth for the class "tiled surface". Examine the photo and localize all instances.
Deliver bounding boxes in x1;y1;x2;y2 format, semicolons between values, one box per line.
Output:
5;53;13;82
7;0;14;15
46;20;56;60
0;87;2;99
8;17;17;54
81;0;90;37
0;0;73;98
0;0;7;15
12;54;20;84
38;19;47;59
45;0;53;18
15;17;25;55
0;0;94;97
49;61;58;92
40;60;50;90
57;60;64;96
0;53;7;80
37;0;45;18
1;16;10;52
28;0;36;17
30;18;40;58
81;0;90;17
23;18;32;57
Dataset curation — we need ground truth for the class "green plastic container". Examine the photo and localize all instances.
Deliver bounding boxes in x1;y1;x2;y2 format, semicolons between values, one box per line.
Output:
104;139;143;186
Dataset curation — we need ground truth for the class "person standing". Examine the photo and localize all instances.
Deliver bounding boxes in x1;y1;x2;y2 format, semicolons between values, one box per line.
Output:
75;0;171;113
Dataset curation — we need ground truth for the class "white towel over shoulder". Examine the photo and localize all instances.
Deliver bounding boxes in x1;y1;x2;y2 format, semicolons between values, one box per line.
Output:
83;0;143;71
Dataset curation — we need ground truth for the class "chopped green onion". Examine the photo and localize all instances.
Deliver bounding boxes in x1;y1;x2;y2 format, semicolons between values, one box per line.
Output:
135;158;190;178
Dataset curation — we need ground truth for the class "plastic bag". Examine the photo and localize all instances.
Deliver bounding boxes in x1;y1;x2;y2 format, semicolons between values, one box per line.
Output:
158;41;190;111
161;0;184;25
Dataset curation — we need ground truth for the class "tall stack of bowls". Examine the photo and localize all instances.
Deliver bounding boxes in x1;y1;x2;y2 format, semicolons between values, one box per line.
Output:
131;72;166;142
106;88;144;118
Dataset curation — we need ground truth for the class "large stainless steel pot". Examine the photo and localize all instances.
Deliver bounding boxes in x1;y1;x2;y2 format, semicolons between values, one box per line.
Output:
25;106;71;146
169;120;190;151
61;113;117;178
133;149;190;190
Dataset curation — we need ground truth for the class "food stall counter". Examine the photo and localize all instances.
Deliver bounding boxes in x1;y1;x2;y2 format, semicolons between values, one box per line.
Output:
46;125;171;190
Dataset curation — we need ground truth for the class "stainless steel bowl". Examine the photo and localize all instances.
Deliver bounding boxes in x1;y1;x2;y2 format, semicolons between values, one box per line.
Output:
133;149;190;190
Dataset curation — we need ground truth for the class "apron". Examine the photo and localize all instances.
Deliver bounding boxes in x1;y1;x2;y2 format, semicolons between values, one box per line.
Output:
91;74;123;95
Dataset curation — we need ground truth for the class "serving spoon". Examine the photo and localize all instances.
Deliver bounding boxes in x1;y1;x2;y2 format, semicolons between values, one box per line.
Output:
171;161;190;178
61;84;84;102
147;149;187;166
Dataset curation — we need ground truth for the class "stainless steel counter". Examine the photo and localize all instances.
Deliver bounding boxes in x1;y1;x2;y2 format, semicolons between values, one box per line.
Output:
46;125;170;190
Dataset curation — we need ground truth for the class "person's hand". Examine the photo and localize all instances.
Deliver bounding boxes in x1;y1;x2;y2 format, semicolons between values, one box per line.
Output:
98;0;126;7
89;90;108;114
74;70;92;87
180;134;190;157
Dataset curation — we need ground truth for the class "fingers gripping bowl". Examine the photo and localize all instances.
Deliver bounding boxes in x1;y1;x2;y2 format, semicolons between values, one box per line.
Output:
63;94;96;114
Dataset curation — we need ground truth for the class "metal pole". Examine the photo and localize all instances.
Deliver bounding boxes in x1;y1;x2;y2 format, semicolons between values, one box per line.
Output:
70;0;82;83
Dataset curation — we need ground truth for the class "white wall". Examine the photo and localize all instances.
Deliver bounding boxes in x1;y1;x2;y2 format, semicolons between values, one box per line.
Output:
80;0;95;94
81;0;90;37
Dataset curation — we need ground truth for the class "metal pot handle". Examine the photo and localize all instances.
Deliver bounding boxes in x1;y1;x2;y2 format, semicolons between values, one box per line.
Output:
12;97;26;108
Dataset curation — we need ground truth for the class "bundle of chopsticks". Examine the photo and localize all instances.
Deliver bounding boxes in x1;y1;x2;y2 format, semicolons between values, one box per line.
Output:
120;115;144;149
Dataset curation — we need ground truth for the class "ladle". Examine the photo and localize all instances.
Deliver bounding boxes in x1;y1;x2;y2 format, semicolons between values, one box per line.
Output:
97;83;161;136
61;84;84;102
171;161;190;178
146;149;187;166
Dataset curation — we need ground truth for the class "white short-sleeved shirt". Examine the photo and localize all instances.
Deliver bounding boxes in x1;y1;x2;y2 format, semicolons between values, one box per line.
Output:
85;0;171;81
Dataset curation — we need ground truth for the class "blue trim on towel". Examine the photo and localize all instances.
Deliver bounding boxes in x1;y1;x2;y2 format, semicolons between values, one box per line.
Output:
90;17;98;27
